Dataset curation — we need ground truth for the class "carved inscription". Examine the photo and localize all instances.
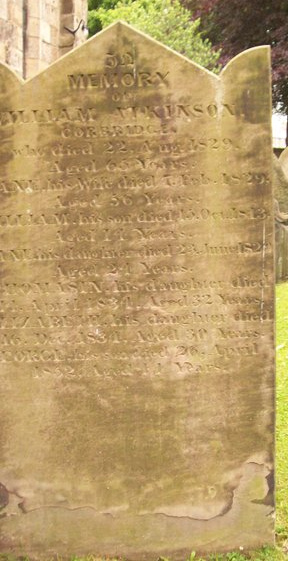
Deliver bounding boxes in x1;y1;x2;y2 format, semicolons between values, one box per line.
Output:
0;23;274;555
0;64;273;377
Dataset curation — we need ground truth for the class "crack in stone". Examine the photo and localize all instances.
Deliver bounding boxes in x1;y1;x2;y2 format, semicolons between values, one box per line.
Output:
0;462;274;520
147;492;235;522
15;504;116;516
141;463;274;522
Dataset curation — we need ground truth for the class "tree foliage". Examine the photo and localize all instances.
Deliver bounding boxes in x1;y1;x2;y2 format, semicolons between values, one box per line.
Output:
88;0;121;33
88;0;221;72
186;0;288;113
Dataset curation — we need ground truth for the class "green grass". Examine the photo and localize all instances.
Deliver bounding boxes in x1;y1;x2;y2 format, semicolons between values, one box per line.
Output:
275;281;288;558
1;284;288;561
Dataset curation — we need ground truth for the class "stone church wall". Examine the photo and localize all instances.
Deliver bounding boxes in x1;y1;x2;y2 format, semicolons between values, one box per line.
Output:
0;0;87;79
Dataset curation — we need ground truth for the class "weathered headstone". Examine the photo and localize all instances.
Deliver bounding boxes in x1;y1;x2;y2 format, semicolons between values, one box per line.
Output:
0;23;275;558
274;148;288;213
274;148;288;281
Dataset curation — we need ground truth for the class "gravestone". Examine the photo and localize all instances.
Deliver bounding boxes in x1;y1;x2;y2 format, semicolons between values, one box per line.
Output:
274;148;288;213
274;148;288;281
0;23;275;558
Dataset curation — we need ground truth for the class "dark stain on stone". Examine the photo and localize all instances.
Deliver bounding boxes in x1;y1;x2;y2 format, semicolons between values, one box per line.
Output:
218;487;235;517
0;482;9;514
252;469;274;507
0;482;28;516
18;499;27;514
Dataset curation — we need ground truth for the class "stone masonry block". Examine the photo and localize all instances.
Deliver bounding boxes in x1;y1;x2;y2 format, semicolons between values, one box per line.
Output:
0;0;8;20
27;16;40;38
61;0;73;15
26;35;40;59
40;20;51;43
27;0;40;19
